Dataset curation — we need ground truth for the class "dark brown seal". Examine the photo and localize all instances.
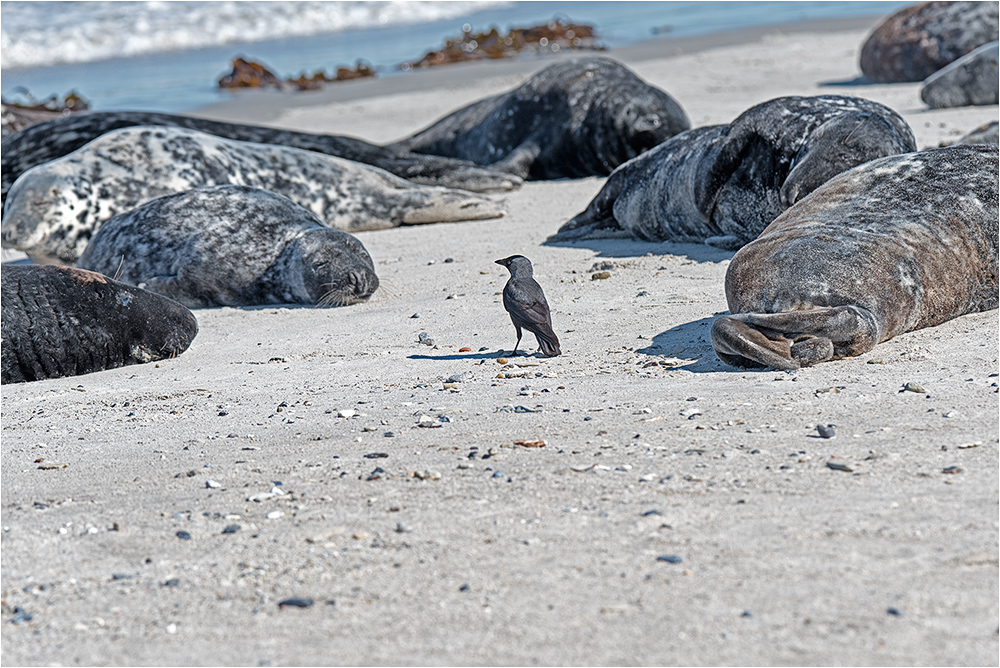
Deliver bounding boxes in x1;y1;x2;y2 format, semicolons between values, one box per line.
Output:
711;145;998;370
1;265;198;383
391;57;690;179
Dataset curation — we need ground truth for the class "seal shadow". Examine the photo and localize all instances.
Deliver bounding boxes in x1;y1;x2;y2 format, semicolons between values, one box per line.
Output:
818;76;876;87
545;237;734;262
636;314;756;374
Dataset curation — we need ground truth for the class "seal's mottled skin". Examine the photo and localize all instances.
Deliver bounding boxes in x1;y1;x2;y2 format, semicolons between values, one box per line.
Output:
392;57;690;179
1;126;505;265
551;95;916;250
0;110;522;203
78;185;379;309
920;41;999;109
1;264;198;384
711;145;998;370
860;1;999;83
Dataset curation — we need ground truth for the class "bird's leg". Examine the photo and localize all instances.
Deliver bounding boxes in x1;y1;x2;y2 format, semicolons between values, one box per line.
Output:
512;326;522;356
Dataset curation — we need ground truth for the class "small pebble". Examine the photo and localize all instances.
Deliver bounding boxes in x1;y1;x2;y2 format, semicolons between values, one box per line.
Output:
496;357;509;364
741;610;752;618
266;511;284;520
459;584;470;591
221;524;240;534
816;424;836;439
411;313;420;319
278;597;314;609
826;460;854;472
447;372;473;383
163;579;180;587
418;332;435;346
205;479;221;489
175;531;192;540
364;452;389;459
492;471;506;478
337;409;357;418
459;347;472;352
902;382;926;393
942;466;963;474
657;555;683;564
887;607;902;616
444;258;454;263
591;271;611;280
395;523;413;533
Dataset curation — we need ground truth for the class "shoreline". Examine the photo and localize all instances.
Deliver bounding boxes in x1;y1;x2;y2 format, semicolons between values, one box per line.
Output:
191;14;883;123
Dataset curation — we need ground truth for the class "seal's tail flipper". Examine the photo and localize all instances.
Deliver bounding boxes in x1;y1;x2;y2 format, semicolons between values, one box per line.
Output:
711;305;881;369
546;175;626;243
395;187;506;225
387;155;524;193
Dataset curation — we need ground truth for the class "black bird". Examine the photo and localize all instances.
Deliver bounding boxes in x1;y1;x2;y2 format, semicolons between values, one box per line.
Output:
495;255;561;357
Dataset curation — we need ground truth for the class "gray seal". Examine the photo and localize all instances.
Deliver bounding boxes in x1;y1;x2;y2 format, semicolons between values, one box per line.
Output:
551;95;916;250
0;110;522;203
78;185;379;309
1;125;505;265
920;40;999;109
1;264;198;384
710;145;998;370
860;1;999;83
391;56;690;179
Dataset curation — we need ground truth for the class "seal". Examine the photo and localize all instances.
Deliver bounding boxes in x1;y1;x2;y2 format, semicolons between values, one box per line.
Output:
0;110;522;204
78;185;380;309
391;56;690;179
710;144;998;370
1;264;198;384
860;1;999;83
1;125;505;265
920;40;999;109
550;95;917;250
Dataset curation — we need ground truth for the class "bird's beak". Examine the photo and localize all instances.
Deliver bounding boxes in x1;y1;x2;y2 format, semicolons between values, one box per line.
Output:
494;259;504;265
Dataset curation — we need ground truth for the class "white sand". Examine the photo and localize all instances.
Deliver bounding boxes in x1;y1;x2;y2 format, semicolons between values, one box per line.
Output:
2;21;997;666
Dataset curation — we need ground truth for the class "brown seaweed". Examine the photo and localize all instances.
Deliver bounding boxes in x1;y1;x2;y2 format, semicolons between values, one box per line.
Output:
400;18;603;70
218;57;375;91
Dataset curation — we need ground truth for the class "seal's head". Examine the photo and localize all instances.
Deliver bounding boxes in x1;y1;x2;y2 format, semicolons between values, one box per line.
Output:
289;228;379;307
2;165;95;265
780;112;916;208
581;84;691;174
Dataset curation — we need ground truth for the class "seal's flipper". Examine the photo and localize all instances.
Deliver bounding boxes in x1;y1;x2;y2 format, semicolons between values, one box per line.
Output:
712;305;882;369
547;171;627;242
490;141;543;179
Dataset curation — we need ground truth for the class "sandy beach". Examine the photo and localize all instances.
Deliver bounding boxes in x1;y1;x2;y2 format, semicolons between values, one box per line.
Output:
2;17;998;666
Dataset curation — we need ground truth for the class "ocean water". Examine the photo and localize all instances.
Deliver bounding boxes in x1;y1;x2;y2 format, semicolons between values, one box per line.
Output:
0;1;910;113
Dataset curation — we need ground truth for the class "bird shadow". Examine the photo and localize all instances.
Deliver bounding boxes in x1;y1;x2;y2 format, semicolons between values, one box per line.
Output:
408;350;549;361
636;314;759;375
544;236;734;262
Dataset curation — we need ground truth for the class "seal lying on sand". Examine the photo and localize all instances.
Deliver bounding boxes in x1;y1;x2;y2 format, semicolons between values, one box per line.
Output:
710;145;998;370
1;125;505;265
391;57;690;179
0;110;522;203
1;264;198;384
78;185;379;309
551;95;916;250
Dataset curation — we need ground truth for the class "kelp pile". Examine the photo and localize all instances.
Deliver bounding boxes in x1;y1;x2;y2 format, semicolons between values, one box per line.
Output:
0;90;90;138
218;58;374;91
401;19;603;70
217;17;602;92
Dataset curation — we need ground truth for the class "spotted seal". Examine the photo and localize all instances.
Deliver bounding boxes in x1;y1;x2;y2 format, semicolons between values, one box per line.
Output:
710;145;998;370
1;264;198;384
550;95;917;250
0;110;522;203
78;185;379;309
1;125;505;265
391;56;690;179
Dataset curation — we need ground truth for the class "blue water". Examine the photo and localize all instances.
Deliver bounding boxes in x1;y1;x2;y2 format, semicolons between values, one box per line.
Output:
1;1;910;114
